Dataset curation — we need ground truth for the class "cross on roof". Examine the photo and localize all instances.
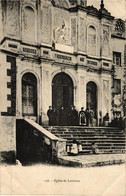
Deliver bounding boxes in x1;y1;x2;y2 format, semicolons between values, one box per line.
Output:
101;0;104;9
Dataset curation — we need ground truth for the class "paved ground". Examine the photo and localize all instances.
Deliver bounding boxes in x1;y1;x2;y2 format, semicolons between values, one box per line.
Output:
0;163;125;195
59;153;126;167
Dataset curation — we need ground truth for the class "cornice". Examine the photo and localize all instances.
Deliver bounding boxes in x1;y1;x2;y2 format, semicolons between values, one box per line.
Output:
111;34;125;40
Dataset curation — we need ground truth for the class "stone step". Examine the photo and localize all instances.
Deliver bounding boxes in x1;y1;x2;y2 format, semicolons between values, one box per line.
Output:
45;126;125;154
50;130;124;133
55;135;126;139
55;137;126;142
66;142;125;145
52;132;126;139
51;131;125;136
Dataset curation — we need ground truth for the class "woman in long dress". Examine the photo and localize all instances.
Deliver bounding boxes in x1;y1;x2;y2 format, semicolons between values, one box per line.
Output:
79;107;86;125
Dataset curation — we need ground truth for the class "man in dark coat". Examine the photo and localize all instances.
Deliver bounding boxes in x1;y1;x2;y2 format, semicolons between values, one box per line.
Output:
52;107;58;126
79;107;86;125
85;108;91;126
47;106;53;126
70;106;78;126
59;106;66;126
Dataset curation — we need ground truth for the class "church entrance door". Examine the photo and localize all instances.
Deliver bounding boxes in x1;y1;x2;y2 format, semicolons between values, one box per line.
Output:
52;72;73;110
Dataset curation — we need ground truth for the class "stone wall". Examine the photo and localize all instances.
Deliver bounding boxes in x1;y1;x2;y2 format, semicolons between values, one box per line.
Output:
0;54;16;116
0;116;16;163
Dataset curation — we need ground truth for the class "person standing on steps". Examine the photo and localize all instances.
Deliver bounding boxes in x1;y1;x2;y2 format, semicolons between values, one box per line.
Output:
85;108;91;126
72;106;79;126
59;106;66;126
103;112;109;126
70;105;78;126
47;106;53;126
79;107;86;126
52;107;58;126
90;110;94;127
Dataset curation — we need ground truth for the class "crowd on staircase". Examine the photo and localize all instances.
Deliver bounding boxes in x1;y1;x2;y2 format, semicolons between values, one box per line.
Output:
47;105;94;126
47;105;125;129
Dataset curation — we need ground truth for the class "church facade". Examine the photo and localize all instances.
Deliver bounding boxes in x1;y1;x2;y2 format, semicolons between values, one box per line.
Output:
0;0;125;162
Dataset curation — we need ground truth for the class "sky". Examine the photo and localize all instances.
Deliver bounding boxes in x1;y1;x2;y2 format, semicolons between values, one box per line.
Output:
87;0;126;20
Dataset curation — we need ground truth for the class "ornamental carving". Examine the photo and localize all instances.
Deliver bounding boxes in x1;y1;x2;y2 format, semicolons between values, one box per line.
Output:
115;19;125;36
42;7;51;43
71;18;77;49
79;18;86;52
113;94;122;107
54;21;70;44
102;26;110;57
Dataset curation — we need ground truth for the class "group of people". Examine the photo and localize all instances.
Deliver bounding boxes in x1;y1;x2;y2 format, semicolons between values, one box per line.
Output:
47;106;95;126
102;112;125;129
67;139;100;156
110;113;125;129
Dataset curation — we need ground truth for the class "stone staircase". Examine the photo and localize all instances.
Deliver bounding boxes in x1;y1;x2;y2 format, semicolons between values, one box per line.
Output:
44;126;126;154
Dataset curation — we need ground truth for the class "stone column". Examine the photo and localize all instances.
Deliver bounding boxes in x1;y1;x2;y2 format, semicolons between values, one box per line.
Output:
77;69;86;111
41;61;52;125
16;57;22;118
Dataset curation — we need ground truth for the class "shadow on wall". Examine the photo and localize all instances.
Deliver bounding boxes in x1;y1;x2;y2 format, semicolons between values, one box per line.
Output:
16;120;53;165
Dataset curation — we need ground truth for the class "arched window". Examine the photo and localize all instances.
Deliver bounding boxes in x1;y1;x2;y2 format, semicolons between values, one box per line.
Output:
22;6;35;42
88;26;96;56
22;73;37;116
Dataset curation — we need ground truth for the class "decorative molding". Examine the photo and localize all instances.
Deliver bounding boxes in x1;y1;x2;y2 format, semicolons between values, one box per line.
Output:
71;17;77;50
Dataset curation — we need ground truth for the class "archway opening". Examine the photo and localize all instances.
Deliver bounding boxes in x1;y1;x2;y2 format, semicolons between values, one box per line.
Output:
86;81;97;118
52;72;74;110
22;73;37;116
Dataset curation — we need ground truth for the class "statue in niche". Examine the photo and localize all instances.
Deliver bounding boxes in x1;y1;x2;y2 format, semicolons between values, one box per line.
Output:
103;29;109;43
54;20;70;44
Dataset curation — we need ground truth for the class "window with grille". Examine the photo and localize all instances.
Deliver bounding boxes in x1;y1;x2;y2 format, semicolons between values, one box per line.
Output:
22;73;37;116
113;52;121;66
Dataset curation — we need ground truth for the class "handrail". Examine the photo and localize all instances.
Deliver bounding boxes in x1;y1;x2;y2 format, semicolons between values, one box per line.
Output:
25;119;66;142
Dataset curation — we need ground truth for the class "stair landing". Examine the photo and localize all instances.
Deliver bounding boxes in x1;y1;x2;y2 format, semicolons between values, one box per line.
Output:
58;153;125;168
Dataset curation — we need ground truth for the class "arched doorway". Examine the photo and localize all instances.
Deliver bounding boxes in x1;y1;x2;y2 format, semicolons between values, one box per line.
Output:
22;73;37;117
86;81;97;118
52;72;73;110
